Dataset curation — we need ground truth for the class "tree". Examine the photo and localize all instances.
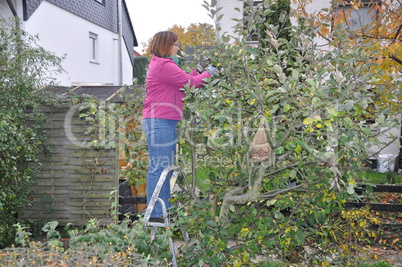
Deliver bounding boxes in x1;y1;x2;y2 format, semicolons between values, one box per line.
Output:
168;0;400;265
141;23;216;57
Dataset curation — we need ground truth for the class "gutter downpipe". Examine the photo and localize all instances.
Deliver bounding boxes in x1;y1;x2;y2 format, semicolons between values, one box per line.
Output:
117;0;123;86
7;0;17;17
7;0;19;29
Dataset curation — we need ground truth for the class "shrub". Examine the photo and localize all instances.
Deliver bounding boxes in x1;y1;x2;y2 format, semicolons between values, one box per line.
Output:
133;56;148;85
0;16;63;247
0;219;165;266
359;263;392;267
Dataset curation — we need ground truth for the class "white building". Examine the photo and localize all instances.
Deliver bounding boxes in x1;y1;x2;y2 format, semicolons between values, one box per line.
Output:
0;0;137;86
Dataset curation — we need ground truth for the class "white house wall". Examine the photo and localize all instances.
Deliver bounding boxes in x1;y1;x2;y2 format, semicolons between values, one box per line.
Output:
23;1;132;86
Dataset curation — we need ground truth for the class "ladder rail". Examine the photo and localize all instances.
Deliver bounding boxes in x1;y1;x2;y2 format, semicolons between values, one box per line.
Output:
142;166;181;267
143;165;180;225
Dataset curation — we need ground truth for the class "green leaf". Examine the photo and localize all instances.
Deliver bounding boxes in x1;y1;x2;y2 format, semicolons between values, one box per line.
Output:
377;114;385;124
229;204;236;212
207;220;218;228
284;103;291;113
354;105;362;116
295;144;302;154
344;100;354;111
266;59;274;66
205;109;214;116
305;78;315;86
272;64;282;74
315;211;326;224
347;183;355;194
276;146;284;155
291;69;299;80
296;229;305;244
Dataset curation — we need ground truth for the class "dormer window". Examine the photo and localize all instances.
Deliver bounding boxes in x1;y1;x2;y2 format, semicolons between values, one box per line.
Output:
95;0;105;5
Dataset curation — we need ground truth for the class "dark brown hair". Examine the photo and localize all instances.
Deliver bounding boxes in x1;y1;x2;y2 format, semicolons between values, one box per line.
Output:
150;31;178;58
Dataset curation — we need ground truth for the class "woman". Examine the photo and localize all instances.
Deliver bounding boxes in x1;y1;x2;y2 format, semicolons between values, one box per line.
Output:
142;31;215;222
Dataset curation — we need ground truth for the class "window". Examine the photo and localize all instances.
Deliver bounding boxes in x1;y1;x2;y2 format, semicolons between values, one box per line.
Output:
333;0;380;32
95;0;105;4
89;32;99;63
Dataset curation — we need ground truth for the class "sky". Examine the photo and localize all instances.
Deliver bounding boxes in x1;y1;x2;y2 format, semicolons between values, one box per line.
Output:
125;0;214;53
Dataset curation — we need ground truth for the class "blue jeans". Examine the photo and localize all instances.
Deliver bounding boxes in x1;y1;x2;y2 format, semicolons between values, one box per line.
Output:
142;118;178;218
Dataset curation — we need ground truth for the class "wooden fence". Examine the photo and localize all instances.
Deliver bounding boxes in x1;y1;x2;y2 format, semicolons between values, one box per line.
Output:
345;184;402;230
21;105;119;225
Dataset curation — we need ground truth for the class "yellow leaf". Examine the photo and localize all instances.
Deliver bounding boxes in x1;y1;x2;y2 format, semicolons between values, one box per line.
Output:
266;199;277;206
376;56;384;65
303;117;313;125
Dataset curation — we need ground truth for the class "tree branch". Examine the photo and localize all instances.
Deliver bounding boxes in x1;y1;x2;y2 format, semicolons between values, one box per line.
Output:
389;53;402;66
391;23;402;43
259;184;304;198
219;161;309;220
367;136;399;159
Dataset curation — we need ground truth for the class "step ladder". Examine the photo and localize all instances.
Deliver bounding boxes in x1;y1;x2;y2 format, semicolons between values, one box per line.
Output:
142;165;182;267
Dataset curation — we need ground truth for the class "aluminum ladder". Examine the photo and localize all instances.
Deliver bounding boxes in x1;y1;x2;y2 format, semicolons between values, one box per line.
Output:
143;165;182;267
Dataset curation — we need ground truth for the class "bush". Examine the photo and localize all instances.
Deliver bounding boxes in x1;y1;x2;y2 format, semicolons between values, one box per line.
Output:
133;56;148;85
359;263;392;267
0;16;63;248
0;219;166;266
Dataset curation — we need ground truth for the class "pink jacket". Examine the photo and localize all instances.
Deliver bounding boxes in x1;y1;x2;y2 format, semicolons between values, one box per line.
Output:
142;55;212;121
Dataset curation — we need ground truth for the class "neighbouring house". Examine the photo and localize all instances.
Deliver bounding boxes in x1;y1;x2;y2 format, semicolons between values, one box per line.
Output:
134;49;142;57
214;0;401;170
0;0;138;86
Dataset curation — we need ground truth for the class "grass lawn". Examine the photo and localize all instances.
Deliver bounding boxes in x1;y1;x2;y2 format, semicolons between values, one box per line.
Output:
357;170;402;185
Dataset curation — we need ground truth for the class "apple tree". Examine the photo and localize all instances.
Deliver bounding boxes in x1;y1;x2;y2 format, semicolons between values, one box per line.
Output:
172;0;400;265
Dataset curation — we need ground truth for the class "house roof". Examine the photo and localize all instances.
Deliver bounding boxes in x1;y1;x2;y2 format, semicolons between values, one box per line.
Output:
45;85;140;103
134;50;142;57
